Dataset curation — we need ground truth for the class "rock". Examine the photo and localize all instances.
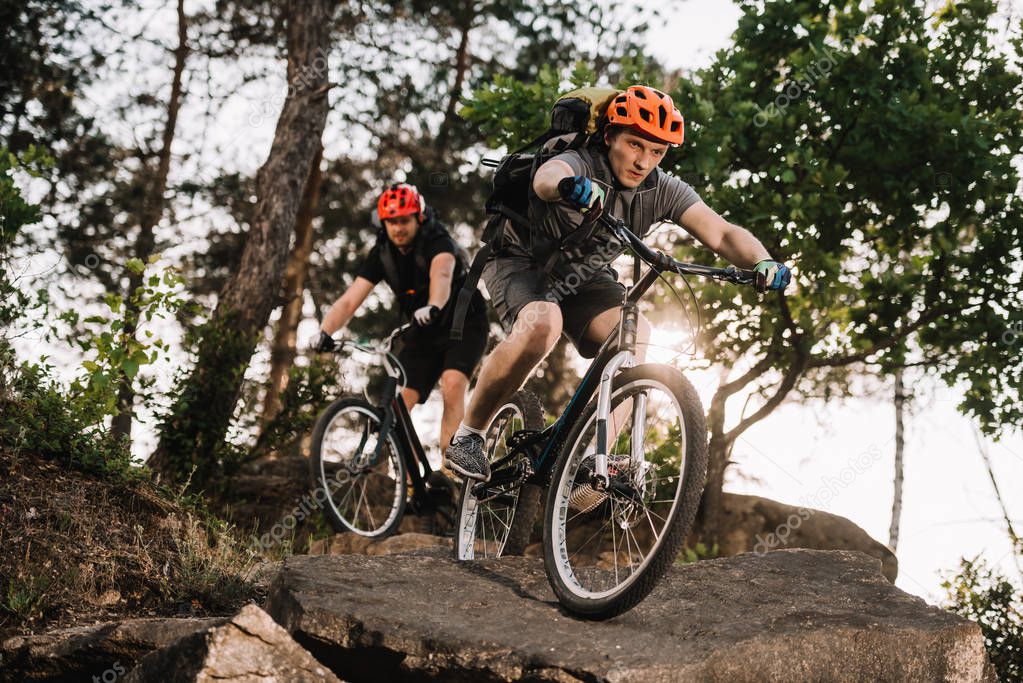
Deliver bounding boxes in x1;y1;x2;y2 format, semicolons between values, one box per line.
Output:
715;493;899;582
367;532;451;556
124;604;341;683
308;532;451;558
266;549;992;682
1;616;222;683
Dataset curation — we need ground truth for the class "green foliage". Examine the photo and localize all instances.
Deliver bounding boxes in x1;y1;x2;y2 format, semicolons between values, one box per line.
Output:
56;258;191;421
251;355;345;458
677;541;719;565
942;554;1023;681
154;313;261;491
167;515;257;612
460;56;666;151
2;574;51;623
0;353;138;479
666;0;1023;436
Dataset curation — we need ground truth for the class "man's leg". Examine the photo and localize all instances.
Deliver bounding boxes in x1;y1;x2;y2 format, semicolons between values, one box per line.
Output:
445;301;563;481
463;301;564;430
438;369;469;451
400;387;420;411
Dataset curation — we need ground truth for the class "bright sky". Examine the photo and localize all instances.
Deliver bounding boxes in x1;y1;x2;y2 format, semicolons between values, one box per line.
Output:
10;0;1022;607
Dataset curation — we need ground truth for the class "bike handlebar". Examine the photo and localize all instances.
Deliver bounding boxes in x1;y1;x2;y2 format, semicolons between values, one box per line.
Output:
596;213;763;288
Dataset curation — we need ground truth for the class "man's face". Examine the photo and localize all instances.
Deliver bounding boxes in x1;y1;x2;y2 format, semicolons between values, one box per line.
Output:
604;129;669;189
383;214;419;249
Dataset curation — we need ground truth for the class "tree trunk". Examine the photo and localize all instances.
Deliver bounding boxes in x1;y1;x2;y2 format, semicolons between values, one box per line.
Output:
110;0;188;449
696;387;731;544
259;142;323;431
435;15;472;156
150;0;333;487
888;369;906;550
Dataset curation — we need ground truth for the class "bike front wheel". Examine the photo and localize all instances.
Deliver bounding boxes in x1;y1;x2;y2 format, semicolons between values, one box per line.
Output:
455;390;543;560
542;364;708;620
310;396;407;538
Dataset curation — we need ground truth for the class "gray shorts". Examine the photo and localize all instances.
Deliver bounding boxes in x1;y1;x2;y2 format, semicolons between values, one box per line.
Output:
482;253;626;358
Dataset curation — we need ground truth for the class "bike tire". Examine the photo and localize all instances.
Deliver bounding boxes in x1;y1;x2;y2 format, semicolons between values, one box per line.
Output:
309;396;407;538
454;390;544;559
542;364;708;620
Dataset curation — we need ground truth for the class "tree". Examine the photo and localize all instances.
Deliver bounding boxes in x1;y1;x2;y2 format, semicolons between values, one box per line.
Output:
664;0;1023;541
151;0;334;487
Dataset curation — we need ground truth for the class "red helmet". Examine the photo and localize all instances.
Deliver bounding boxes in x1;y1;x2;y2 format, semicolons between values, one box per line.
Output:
377;183;425;221
606;85;684;146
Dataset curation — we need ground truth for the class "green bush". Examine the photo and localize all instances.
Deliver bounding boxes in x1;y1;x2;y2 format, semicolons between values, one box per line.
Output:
0;348;137;479
942;554;1023;682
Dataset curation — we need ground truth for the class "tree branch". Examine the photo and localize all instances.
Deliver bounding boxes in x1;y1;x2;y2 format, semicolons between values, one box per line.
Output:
723;353;808;444
808;307;945;368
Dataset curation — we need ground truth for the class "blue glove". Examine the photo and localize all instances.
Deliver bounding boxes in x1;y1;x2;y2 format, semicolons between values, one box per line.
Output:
557;176;606;216
754;260;791;292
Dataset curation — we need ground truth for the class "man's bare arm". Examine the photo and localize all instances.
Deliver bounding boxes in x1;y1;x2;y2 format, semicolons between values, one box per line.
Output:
532;159;575;201
320;277;375;335
427;252;456;308
678;201;771;268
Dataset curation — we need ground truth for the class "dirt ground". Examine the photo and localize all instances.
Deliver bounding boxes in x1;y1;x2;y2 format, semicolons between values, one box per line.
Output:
0;449;257;639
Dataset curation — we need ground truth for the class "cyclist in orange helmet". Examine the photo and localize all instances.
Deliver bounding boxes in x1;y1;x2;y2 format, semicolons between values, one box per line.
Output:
444;85;791;482
314;183;489;457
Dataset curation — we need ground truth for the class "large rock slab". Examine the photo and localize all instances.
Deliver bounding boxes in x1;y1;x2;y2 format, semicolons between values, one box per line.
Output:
0;616;222;683
124;604;342;682
266;549;992;682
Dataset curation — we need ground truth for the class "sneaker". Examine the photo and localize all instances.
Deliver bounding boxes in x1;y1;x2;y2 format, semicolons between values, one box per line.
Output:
444;433;490;482
568;453;632;513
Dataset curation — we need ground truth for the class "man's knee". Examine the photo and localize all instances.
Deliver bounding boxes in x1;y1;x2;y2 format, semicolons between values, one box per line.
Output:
512;302;562;349
439;369;468;398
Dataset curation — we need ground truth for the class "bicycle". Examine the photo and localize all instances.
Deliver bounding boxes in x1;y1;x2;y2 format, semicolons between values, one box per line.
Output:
310;324;542;539
454;212;764;620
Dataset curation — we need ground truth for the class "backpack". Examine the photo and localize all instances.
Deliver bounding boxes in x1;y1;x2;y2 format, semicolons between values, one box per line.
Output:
377;209;469;317
450;87;621;340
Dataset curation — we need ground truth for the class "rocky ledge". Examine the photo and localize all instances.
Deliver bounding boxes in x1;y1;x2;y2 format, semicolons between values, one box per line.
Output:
266;548;993;682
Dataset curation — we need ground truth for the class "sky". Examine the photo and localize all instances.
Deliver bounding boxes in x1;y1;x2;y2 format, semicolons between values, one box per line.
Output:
10;0;1023;607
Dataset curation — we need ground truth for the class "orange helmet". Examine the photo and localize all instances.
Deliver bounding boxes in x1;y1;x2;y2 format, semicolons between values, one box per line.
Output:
377;183;425;221
606;85;684;146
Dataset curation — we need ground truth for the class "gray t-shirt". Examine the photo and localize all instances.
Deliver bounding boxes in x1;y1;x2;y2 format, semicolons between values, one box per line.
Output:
542;148;702;239
505;145;703;276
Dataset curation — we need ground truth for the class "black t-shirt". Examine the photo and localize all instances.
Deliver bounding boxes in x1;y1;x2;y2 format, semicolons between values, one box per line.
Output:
356;226;485;322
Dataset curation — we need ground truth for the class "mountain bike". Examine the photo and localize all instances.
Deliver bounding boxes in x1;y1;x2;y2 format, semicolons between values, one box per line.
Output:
310;324;542;538
455;212;764;620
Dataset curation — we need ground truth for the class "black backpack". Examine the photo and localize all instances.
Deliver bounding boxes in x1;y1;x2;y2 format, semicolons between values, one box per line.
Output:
450;87;621;340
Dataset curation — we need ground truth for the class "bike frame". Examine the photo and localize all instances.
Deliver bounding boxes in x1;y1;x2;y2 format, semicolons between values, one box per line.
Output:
375;374;436;505
341;326;442;513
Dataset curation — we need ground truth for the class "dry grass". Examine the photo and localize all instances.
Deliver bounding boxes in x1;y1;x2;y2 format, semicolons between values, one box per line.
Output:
0;448;259;638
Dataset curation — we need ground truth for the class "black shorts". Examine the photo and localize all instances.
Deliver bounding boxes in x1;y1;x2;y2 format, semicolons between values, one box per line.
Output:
482;252;626;358
395;314;488;404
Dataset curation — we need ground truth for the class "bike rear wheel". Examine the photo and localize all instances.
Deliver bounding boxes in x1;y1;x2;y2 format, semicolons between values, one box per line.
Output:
310;396;407;538
542;365;707;620
455;391;543;560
